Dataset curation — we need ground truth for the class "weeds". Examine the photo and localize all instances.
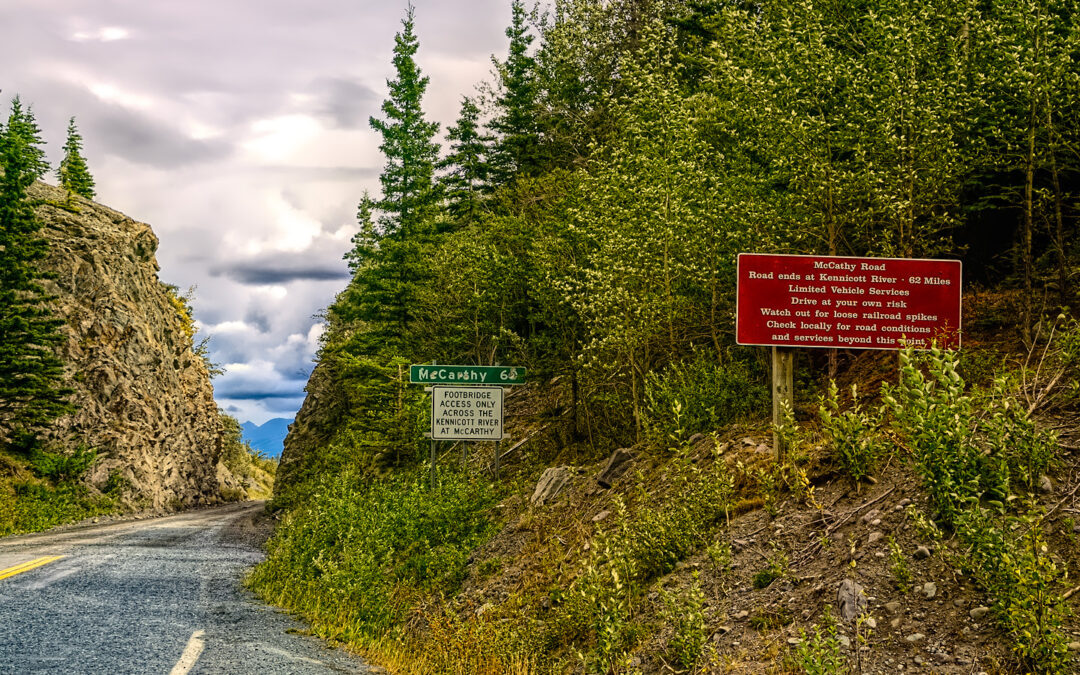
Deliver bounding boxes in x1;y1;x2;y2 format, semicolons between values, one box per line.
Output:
790;610;845;675
955;505;1071;672
819;380;884;485
752;550;789;589
0;478;116;536
749;607;793;631
706;539;732;573
660;573;706;670
887;345;1070;673
887;537;911;592
550;450;734;669
248;469;497;641
643;348;768;445
773;397;800;461
30;444;96;484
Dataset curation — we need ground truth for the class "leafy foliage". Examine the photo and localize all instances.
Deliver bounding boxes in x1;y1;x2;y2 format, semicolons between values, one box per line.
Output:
791;611;847;675
644;349;768;445
249;470;497;639
549;451;733;670
819;381;886;484
30;444;96;484
887;346;1069;671
660;573;706;670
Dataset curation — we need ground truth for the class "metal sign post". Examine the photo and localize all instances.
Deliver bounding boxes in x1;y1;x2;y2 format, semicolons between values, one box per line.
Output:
430;439;436;490
412;363;525;489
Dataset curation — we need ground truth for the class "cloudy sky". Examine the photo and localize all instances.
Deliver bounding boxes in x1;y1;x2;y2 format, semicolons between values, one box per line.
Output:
2;0;512;424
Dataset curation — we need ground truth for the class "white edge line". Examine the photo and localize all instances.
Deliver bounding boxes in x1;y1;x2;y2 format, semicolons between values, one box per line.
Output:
169;629;206;675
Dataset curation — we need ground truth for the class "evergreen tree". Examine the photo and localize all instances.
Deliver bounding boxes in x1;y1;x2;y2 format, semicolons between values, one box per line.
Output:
439;96;491;228
56;117;95;200
369;4;442;239
0;98;72;441
488;0;541;187
345;4;442;350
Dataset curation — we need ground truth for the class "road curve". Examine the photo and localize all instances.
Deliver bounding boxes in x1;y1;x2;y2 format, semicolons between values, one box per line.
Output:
0;501;377;674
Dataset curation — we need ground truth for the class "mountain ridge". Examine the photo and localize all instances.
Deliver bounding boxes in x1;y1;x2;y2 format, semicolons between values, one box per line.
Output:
241;418;291;459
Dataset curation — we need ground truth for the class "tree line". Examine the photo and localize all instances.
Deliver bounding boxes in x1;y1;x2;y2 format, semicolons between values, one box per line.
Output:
303;0;1080;469
0;95;96;447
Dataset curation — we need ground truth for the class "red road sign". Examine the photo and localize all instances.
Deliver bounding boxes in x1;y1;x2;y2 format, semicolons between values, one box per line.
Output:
736;254;961;350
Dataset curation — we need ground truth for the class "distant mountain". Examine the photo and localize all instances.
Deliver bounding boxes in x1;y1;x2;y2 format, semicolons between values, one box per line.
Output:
241;418;292;459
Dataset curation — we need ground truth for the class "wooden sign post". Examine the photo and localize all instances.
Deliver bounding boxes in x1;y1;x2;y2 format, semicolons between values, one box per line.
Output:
771;347;793;460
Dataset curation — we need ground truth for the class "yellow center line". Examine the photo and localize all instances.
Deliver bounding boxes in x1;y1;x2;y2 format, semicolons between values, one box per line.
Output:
0;555;64;581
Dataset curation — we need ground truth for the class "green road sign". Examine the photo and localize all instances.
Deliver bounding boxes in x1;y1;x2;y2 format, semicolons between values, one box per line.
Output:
410;364;526;385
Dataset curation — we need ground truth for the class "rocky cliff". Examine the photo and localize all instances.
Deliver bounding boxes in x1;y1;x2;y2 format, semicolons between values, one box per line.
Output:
31;182;238;511
273;359;346;507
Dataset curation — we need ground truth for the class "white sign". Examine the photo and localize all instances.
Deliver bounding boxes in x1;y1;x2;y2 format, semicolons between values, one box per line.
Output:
430;386;504;441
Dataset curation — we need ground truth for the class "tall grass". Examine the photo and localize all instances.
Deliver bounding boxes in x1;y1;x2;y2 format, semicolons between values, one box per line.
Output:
247;469;498;643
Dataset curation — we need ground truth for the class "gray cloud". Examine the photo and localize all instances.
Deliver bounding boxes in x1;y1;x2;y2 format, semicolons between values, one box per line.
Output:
4;0;512;423
212;261;351;285
314;78;379;129
89;103;232;168
244;309;272;334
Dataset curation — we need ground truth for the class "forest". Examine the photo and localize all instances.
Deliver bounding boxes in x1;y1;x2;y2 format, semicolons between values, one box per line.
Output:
282;0;1079;475
254;0;1080;672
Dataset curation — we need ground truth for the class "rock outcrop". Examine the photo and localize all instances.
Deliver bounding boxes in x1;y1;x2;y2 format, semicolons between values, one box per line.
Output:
31;182;233;510
274;359;347;506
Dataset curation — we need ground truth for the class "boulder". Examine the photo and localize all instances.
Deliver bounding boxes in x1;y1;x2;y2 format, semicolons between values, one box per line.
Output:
531;466;573;505
836;579;866;621
596;448;634;489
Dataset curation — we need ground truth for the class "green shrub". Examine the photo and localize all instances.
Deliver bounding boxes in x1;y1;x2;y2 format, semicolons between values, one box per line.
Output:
791;612;846;675
0;479;117;536
883;345;1000;525
981;374;1059;493
955;506;1070;673
819;380;884;484
752;551;789;589
887;537;911;592
551;451;733;668
661;573;706;670
644;348;768;444
30;444;96;484
103;469;132;495
248;470;498;639
706;539;732;572
887;345;1069;672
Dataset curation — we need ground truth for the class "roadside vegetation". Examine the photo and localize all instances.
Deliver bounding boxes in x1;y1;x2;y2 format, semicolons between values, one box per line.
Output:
0;435;121;536
218;412;277;501
244;0;1080;672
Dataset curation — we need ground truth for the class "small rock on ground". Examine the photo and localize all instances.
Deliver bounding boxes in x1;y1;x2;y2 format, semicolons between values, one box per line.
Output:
969;606;990;621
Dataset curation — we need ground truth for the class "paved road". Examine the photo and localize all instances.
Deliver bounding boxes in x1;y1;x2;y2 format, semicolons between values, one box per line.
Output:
0;502;376;674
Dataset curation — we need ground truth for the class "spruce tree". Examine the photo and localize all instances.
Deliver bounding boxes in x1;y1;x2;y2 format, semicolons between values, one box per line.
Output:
439;96;491;228
488;0;541;187
57;117;96;199
347;4;442;349
0;98;73;441
369;4;442;238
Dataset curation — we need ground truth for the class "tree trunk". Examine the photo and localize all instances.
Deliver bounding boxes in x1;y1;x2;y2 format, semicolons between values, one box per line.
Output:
1046;101;1068;306
1022;107;1037;347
